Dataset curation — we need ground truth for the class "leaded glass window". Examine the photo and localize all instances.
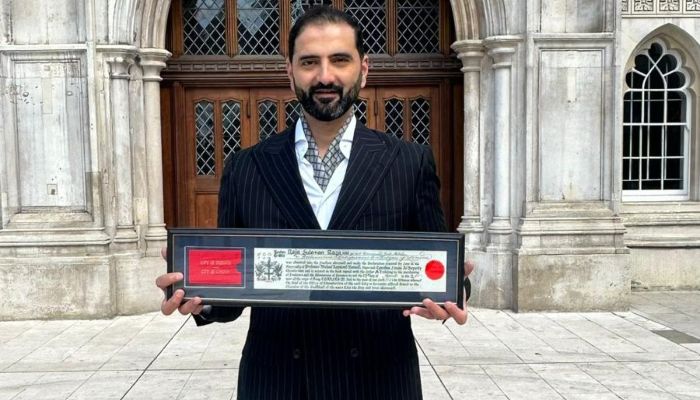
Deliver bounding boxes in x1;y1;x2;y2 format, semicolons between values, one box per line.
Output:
222;101;242;160
237;0;280;55
259;100;278;141
176;0;450;57
183;0;227;55
385;98;404;139
355;99;369;126
195;101;216;175
411;98;430;144
344;0;387;54
623;42;689;198
291;0;332;23
397;0;439;54
285;100;302;128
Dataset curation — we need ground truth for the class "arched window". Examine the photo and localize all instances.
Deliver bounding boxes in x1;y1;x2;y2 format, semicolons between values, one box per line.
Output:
623;41;691;200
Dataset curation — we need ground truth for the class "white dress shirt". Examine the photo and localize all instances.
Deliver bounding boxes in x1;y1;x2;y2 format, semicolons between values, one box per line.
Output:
294;116;356;230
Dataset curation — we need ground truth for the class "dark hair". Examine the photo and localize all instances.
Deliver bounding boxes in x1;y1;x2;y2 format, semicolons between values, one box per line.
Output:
287;6;365;60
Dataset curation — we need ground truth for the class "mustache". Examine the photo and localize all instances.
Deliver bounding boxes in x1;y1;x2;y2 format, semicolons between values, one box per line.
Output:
308;83;343;97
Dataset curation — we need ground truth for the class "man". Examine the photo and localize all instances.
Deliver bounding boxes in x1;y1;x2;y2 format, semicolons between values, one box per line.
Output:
156;6;472;399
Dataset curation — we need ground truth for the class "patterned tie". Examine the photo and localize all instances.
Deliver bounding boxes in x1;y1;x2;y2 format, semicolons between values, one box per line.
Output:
302;112;353;192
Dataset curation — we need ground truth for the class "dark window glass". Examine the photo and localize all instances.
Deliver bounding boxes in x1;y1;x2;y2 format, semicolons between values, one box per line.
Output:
345;0;387;54
195;101;216;175
237;0;280;55
183;0;227;55
410;98;431;145
222;101;242;161
258;100;278;141
354;99;369;126
285;100;302;128
666;126;683;157
385;98;404;139
397;0;439;54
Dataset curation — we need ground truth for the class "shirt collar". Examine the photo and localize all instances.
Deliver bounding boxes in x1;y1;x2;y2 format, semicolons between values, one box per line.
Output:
294;113;356;161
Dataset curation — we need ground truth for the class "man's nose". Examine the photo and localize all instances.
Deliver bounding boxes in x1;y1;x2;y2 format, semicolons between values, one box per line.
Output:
317;61;335;85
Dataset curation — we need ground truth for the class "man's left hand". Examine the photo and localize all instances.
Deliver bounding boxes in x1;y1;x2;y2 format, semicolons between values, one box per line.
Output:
402;260;475;325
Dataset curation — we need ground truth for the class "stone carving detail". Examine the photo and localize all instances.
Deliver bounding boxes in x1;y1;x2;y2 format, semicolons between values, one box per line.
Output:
634;0;654;11
623;0;700;14
660;0;681;11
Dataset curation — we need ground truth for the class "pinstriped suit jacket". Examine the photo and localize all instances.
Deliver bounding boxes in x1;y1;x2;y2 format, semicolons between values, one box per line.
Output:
197;123;447;400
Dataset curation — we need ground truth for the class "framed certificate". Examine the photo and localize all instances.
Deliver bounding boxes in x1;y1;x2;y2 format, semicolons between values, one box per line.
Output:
167;228;464;309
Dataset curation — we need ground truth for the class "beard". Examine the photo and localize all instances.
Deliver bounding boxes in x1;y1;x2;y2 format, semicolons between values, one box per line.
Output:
294;75;362;122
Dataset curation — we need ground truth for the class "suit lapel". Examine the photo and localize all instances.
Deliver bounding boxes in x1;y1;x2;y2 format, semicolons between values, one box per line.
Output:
252;129;320;230
328;125;399;230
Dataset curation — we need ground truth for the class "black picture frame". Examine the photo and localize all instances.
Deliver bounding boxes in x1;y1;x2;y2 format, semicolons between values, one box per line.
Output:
168;228;465;309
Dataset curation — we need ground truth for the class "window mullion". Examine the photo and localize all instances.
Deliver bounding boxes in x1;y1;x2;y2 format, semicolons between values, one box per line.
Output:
388;0;397;56
280;1;290;58
440;0;449;55
662;125;667;190
227;0;237;57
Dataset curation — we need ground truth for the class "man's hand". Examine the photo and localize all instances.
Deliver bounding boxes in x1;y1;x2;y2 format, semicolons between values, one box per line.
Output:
402;260;475;325
155;247;205;316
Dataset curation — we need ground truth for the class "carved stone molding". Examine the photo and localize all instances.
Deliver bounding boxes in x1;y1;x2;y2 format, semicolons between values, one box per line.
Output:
484;36;520;68
99;45;138;79
622;0;700;16
452;39;485;72
163;57;462;74
139;48;172;82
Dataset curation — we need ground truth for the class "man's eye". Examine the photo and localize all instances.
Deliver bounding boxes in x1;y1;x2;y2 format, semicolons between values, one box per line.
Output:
300;60;316;66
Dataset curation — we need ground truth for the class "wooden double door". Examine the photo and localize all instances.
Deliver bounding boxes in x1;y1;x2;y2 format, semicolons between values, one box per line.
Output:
171;85;451;228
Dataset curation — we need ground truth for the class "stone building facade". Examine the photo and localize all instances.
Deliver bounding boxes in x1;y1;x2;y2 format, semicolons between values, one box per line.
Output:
0;0;698;319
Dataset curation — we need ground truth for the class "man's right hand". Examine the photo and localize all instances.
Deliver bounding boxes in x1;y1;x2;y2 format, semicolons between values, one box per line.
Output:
155;247;204;316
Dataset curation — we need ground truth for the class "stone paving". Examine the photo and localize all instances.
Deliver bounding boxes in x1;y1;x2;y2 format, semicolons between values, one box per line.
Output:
1;291;699;399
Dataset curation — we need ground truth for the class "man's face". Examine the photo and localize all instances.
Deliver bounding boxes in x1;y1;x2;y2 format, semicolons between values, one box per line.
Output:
287;22;369;122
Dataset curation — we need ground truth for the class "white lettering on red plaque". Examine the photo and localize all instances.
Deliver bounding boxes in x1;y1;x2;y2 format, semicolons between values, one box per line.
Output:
187;248;244;286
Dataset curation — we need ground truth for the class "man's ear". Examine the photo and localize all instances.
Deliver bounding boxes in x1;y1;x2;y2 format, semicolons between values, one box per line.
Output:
286;59;295;93
360;54;369;88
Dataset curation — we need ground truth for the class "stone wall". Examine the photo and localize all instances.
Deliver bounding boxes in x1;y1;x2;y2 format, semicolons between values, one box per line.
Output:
0;0;169;320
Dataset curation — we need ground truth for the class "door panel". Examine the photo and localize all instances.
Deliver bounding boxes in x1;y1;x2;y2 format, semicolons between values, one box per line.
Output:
251;88;302;143
377;86;441;162
376;86;447;214
183;88;250;227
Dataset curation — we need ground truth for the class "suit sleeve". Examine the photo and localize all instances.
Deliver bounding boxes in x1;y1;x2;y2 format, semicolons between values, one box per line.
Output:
414;145;448;233
193;155;245;326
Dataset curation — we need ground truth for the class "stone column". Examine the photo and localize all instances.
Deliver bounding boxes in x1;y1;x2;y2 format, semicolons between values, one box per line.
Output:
452;40;485;251
106;51;138;246
139;48;171;256
485;37;519;250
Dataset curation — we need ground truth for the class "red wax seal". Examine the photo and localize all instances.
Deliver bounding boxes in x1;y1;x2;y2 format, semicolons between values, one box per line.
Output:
425;260;445;280
188;248;243;286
